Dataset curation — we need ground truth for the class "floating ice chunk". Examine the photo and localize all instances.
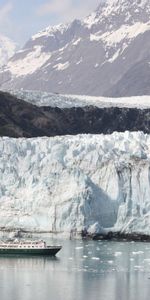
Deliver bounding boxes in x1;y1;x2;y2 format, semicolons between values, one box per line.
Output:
114;252;122;257
75;247;84;250
143;258;150;262
132;251;144;255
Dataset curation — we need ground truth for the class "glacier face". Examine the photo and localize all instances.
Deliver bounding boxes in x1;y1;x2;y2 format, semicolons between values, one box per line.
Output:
1;132;150;235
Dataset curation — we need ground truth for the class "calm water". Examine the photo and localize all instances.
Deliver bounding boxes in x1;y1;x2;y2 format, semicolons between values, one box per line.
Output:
0;239;150;300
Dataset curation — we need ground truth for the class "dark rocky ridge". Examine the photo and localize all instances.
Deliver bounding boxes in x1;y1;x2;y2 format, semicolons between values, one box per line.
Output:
1;91;150;137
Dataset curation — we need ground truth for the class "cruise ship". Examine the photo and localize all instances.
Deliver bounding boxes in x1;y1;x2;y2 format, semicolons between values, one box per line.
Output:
0;240;62;256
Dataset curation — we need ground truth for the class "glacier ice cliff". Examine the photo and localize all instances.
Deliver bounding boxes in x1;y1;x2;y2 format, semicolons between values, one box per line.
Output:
1;131;150;236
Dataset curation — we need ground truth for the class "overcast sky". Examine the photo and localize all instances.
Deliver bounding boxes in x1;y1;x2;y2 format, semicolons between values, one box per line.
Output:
0;0;100;46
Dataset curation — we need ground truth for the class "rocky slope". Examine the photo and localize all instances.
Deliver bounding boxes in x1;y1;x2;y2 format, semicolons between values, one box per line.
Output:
0;0;150;96
105;56;150;97
2;91;150;137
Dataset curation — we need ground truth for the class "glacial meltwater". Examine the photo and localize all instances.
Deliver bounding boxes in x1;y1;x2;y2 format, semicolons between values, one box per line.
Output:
0;239;150;300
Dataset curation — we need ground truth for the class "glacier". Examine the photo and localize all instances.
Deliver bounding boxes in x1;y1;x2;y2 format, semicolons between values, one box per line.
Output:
6;89;150;109
1;131;150;236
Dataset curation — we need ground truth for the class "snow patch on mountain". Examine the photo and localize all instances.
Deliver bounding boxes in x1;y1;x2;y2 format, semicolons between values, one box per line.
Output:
32;23;69;40
76;58;83;65
84;12;99;29
6;46;51;76
1;132;150;235
53;61;70;71
90;22;150;46
103;22;150;45
108;49;120;63
72;38;81;46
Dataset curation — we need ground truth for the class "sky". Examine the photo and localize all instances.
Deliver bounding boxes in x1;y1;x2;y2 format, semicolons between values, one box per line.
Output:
0;0;100;46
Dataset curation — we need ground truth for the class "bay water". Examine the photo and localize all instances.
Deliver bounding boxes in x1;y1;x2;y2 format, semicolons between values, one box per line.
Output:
0;239;150;300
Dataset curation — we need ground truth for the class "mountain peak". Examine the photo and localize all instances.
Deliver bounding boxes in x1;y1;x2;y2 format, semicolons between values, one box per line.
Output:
96;0;150;9
95;0;150;15
31;23;69;41
84;0;150;30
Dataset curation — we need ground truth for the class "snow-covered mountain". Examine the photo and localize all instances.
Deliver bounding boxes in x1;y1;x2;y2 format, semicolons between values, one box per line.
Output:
0;131;150;235
0;0;150;96
0;35;16;67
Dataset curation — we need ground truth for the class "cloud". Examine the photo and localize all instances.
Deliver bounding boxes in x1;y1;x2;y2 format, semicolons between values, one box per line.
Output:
0;2;13;22
37;0;71;16
0;2;14;37
36;0;99;21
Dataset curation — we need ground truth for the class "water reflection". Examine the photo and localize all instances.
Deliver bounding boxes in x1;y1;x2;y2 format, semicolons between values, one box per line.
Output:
0;256;59;269
0;240;150;300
